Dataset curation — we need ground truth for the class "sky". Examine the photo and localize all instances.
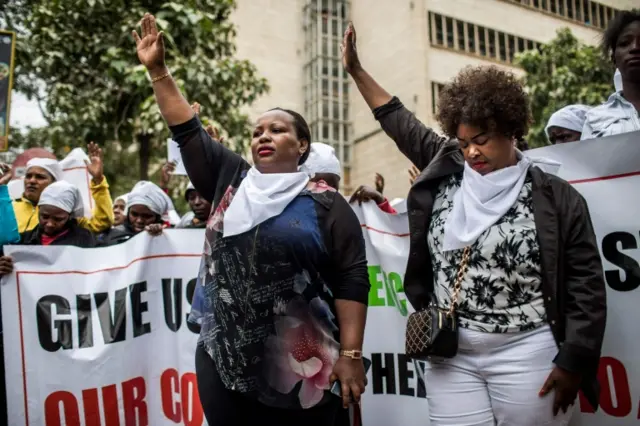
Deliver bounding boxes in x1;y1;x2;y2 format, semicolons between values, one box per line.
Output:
10;91;47;129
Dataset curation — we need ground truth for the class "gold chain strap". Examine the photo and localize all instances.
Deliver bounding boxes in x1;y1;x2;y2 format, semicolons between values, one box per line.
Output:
446;246;471;316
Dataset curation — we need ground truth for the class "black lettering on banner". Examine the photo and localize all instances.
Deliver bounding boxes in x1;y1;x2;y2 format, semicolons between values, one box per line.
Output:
397;354;415;396
94;287;128;344
601;232;640;292
130;281;151;337
36;295;73;352
185;278;200;334
162;278;182;332
76;294;93;348
372;353;396;394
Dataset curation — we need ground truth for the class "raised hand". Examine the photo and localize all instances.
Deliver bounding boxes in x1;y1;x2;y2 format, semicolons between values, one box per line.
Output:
0;163;12;186
160;161;176;189
374;173;385;194
341;22;362;75
349;185;384;206
132;13;166;73
85;142;104;183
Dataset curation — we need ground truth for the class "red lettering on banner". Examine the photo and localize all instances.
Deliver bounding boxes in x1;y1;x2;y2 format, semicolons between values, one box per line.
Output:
181;372;203;426
102;384;121;426
159;368;204;425
82;388;101;426
44;391;80;426
161;368;181;422
122;377;148;426
599;356;632;417
578;356;634;418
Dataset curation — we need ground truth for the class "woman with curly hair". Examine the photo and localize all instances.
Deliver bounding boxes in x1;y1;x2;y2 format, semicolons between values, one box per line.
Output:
582;8;640;139
342;23;606;425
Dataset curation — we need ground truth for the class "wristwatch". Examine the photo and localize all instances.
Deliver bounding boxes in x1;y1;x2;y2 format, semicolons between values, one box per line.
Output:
340;349;363;360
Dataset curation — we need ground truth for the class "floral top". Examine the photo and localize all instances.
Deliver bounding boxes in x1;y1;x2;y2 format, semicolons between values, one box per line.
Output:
427;173;546;333
171;117;369;410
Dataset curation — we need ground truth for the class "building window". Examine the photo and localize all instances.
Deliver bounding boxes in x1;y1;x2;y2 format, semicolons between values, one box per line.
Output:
304;0;351;179
504;0;618;29
428;12;540;65
431;82;445;116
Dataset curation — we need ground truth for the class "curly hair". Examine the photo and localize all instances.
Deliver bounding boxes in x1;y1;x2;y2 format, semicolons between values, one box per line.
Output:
601;9;640;58
436;66;531;141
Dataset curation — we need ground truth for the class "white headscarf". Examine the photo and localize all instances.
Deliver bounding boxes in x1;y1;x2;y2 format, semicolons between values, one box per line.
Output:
223;167;309;238
38;181;84;217
299;143;342;177
614;69;623;92
443;151;561;251
545;105;591;137
127;181;171;216
114;194;129;205
26;158;63;182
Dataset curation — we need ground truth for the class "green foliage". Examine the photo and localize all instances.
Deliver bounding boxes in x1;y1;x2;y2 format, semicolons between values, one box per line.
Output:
1;0;268;197
515;28;613;148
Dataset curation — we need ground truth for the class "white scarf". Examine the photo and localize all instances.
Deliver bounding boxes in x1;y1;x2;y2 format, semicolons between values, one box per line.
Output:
223;167;310;238
443;152;560;251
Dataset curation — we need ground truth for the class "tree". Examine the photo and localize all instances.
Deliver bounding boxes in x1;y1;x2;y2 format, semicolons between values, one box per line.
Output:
1;0;268;196
515;28;614;148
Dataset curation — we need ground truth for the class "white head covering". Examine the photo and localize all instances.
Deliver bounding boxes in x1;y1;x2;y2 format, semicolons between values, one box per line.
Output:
614;69;623;92
223;167;310;238
299;143;342;177
127;181;171;216
38;181;84;217
114;194;129;205
545;105;592;137
26;158;63;182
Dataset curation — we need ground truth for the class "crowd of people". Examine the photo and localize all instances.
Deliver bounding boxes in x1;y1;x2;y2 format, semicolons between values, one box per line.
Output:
0;6;638;426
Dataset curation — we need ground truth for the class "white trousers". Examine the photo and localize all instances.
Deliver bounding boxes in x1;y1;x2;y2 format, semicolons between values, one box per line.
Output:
424;325;575;426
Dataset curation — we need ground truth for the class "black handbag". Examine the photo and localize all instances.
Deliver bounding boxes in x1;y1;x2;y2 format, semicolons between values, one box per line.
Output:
405;246;471;360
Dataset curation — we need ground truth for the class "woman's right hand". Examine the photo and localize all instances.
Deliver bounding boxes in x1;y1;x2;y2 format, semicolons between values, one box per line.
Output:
0;163;11;185
132;13;166;73
341;22;362;75
0;256;14;276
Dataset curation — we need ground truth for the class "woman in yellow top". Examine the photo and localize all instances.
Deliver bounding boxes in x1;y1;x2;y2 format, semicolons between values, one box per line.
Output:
12;142;114;234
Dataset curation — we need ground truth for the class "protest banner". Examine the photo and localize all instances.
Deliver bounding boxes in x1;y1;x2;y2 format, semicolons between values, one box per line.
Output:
2;131;640;425
0;30;16;152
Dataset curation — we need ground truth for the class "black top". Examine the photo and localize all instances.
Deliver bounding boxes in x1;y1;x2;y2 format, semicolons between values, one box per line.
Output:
374;96;607;409
171;116;370;409
21;220;97;248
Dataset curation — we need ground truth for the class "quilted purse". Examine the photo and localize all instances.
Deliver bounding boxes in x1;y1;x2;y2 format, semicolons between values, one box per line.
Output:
405;246;471;360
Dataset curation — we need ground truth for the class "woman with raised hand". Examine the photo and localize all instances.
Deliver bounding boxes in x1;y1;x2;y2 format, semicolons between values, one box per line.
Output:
342;22;606;426
133;14;369;426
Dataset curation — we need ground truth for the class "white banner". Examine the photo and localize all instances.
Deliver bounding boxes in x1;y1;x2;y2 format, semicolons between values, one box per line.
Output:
2;131;640;425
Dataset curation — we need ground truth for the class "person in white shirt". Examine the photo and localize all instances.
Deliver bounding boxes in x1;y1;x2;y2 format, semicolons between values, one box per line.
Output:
581;9;640;140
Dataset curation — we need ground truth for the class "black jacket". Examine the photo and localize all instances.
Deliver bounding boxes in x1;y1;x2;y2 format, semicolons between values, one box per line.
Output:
20;220;97;248
97;223;137;247
374;97;607;408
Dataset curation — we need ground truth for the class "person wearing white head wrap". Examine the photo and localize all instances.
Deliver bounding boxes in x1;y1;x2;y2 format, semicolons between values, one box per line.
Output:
38;181;85;217
299;143;342;190
545;105;591;144
112;193;129;226
101;181;172;246
127;181;171;216
26;158;64;182
9;181;97;247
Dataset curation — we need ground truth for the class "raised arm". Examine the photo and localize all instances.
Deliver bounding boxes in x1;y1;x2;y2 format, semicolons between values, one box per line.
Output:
342;23;452;170
133;13;247;201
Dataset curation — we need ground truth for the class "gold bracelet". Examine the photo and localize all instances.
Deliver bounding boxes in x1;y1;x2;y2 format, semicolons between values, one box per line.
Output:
339;349;363;360
151;72;170;83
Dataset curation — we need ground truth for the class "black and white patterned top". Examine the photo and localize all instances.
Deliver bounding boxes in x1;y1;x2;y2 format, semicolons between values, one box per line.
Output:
427;173;547;333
